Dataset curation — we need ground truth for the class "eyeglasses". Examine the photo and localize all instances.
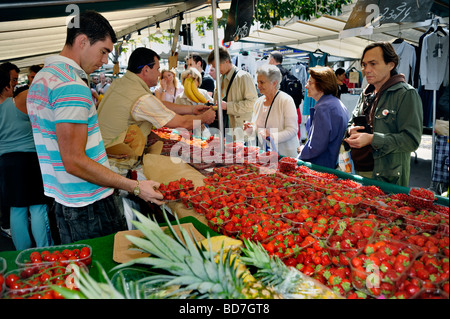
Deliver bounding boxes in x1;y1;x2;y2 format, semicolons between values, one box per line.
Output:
136;62;156;70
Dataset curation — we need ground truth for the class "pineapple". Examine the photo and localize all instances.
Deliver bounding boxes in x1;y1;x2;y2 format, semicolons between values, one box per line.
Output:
114;209;281;299
240;239;343;299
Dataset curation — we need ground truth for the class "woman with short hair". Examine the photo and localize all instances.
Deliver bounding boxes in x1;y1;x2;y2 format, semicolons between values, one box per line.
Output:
299;66;349;168
244;64;300;157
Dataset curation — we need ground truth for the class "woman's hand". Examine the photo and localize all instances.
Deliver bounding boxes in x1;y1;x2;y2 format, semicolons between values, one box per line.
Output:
243;122;254;134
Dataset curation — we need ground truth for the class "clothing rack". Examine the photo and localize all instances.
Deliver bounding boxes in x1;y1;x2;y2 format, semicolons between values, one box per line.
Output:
427;16;449;181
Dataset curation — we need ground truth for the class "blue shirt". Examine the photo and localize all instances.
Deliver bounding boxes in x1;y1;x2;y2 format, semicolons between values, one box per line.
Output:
0;97;36;156
300;94;349;169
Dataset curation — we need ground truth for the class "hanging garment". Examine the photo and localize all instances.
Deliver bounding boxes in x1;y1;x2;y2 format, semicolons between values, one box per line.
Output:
303;52;329;116
419;31;449;90
392;41;417;86
291;63;308;89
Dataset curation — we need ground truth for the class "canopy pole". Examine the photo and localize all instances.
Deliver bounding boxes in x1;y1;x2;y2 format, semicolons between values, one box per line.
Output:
211;0;224;154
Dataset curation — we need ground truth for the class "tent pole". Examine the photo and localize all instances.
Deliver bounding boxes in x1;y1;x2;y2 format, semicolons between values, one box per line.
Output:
431;89;436;182
211;0;224;154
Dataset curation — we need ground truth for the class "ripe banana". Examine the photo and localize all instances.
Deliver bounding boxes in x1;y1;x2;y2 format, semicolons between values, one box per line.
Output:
190;78;207;104
183;77;199;103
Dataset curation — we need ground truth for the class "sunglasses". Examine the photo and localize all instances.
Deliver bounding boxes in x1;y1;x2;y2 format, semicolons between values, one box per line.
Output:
136;62;156;70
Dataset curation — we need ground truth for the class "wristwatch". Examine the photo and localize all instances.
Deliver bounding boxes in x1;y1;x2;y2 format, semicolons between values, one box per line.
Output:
133;180;141;196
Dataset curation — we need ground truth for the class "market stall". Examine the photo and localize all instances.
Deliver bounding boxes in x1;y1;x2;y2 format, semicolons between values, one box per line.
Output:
2;130;447;300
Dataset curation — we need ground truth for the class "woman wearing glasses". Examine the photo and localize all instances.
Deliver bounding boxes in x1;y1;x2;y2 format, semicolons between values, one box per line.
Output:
299;66;349;169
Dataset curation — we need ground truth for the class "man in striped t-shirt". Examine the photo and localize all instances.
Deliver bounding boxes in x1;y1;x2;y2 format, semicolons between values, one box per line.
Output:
27;10;164;244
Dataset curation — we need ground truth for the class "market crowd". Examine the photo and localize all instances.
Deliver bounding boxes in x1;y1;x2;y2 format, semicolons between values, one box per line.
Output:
0;10;423;250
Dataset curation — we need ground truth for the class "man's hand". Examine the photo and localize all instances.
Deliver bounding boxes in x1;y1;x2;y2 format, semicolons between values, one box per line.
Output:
221;101;227;110
139;180;165;205
200;108;216;125
348;124;366;136
192;104;211;115
344;132;373;149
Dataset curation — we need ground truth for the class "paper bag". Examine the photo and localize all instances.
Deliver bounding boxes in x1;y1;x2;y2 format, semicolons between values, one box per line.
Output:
142;153;208;225
105;125;146;169
113;223;205;263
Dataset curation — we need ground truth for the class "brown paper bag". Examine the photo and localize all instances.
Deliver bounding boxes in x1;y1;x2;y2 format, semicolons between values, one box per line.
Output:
142;153;208;225
105;125;146;169
113;223;205;263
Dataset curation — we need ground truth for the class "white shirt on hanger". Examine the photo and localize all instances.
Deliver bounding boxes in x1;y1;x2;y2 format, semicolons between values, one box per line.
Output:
419;30;449;90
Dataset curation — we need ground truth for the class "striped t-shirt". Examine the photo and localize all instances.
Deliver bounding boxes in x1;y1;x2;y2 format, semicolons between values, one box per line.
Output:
27;55;113;207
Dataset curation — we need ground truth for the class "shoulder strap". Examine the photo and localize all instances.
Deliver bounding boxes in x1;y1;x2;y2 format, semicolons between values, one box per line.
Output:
223;68;239;102
264;91;280;128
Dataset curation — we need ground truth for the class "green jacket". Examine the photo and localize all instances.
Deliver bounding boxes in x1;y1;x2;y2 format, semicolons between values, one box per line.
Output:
350;81;423;187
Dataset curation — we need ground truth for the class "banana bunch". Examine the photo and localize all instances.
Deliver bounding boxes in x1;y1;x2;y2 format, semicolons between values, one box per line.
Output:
184;77;207;104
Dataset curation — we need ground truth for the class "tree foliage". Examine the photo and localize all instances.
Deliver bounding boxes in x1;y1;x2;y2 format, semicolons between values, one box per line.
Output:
194;0;352;33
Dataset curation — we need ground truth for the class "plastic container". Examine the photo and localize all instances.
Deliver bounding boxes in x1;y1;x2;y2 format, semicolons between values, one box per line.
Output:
3;262;88;299
111;267;162;299
403;229;449;255
407;253;449;286
15;244;92;269
411;288;449;299
256;151;279;164
326;218;379;267
278;156;298;173
290;188;324;204
324;194;362;219
408;187;436;210
263;228;308;259
224;142;245;154
349;238;420;298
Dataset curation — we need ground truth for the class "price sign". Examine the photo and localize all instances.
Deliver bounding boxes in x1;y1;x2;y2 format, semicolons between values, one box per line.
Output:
344;0;435;30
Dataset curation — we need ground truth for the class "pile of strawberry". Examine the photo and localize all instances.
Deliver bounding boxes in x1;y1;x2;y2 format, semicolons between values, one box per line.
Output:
158;178;194;201
278;157;298;173
3;262;84;299
181;162;449;299
350;239;419;298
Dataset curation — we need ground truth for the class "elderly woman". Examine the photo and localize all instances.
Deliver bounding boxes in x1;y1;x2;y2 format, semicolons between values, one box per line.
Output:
244;64;299;157
154;68;184;103
299;66;349;168
176;68;214;105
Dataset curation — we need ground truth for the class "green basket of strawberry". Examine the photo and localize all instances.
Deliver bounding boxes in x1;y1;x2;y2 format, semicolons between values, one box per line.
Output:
349;238;421;298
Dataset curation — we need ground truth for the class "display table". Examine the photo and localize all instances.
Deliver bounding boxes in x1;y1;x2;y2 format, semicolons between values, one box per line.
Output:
0;216;219;282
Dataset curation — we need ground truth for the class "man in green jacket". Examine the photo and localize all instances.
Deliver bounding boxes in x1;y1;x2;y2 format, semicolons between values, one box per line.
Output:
344;42;423;187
